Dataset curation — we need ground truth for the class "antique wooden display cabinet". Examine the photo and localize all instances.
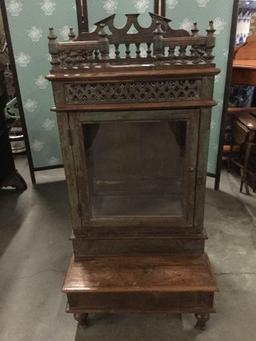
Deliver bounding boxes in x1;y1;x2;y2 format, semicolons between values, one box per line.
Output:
47;13;219;330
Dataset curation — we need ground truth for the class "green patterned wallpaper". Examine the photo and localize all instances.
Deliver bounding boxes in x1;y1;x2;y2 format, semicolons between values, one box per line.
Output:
87;0;154;29
6;0;234;173
165;0;234;174
6;0;78;168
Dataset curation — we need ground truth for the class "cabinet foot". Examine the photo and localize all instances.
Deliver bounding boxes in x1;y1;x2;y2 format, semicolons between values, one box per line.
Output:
194;313;210;330
74;313;89;327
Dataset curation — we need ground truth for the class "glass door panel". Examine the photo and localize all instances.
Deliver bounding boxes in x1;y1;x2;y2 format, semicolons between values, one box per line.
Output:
82;120;187;218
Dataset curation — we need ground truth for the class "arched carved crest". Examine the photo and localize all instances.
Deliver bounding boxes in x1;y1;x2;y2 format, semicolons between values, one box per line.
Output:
79;13;190;41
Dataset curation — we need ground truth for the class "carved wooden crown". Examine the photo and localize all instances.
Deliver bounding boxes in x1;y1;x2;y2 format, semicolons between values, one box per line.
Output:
48;12;216;71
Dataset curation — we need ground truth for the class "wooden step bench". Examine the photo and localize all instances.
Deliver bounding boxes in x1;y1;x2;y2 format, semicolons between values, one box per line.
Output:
63;253;217;330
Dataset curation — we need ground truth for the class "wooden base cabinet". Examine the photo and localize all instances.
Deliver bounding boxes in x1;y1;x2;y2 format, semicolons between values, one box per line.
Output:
47;13;220;330
64;254;216;330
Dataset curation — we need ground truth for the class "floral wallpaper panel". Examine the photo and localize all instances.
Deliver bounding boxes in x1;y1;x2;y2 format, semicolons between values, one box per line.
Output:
87;0;154;30
6;0;78;168
166;0;234;174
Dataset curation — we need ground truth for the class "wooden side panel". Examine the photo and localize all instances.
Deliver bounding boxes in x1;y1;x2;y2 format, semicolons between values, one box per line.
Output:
201;77;215;100
72;236;205;258
194;108;212;230
56;113;82;231
185;110;199;225
194;76;215;230
67;291;215;314
68;114;91;231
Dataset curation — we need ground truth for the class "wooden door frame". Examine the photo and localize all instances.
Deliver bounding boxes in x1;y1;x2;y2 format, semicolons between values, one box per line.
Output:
68;109;200;235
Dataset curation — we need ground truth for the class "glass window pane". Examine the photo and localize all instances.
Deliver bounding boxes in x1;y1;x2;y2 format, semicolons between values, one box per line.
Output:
83;120;187;217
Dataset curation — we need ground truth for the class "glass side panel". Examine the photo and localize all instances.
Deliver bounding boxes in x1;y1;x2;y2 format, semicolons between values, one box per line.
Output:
83;121;187;218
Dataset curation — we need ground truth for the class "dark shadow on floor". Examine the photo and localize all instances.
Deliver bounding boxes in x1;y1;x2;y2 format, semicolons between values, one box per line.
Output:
74;314;203;341
0;190;26;256
35;180;69;219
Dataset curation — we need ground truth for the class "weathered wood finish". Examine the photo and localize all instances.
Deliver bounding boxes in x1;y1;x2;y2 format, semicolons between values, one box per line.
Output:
47;13;219;329
64;255;216;315
72;235;206;258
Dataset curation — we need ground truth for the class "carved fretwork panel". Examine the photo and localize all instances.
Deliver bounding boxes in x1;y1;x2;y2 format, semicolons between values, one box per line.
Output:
64;79;202;104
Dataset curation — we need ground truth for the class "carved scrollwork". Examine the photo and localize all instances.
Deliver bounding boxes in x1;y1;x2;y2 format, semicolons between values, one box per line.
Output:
79;13;190;41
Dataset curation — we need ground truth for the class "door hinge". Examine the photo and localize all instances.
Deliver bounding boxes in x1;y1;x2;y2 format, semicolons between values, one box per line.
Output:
67;128;73;146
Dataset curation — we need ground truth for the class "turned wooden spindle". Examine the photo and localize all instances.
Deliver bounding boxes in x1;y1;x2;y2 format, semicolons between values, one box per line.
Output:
114;43;120;59
135;42;141;58
179;45;187;64
191;22;199;36
125;43;131;59
98;23;110;61
68;27;76;41
206;21;216;60
207;20;215;37
48;28;59;69
146;42;152;58
153;21;164;59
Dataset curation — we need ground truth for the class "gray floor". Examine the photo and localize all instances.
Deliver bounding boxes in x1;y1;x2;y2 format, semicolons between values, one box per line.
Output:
0;156;256;341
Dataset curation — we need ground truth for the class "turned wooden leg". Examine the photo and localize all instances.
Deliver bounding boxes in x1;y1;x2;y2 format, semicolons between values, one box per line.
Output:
194;313;210;330
74;313;89;327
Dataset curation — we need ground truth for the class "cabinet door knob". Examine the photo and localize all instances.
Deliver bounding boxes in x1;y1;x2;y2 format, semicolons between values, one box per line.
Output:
189;167;195;172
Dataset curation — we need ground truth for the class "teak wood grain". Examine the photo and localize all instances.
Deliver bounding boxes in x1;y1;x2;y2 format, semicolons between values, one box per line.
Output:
63;254;217;293
64;255;216;317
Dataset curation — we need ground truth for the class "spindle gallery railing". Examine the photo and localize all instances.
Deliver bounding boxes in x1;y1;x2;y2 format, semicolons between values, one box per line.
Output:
48;13;216;70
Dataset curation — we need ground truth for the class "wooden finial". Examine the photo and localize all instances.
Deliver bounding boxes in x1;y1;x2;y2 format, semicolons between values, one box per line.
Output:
153;22;164;59
207;21;215;36
154;21;164;36
98;24;109;62
68;27;76;41
98;23;107;38
48;28;57;42
205;21;216;61
191;22;199;36
48;28;59;68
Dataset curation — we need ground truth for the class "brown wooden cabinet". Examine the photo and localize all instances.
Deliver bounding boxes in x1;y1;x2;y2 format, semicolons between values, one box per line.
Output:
47;13;220;330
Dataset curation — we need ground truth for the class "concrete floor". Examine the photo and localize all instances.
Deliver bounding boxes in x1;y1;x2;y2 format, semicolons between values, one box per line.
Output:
0;156;256;341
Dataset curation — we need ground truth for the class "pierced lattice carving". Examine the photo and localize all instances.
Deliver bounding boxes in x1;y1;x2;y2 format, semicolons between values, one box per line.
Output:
64;79;202;104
